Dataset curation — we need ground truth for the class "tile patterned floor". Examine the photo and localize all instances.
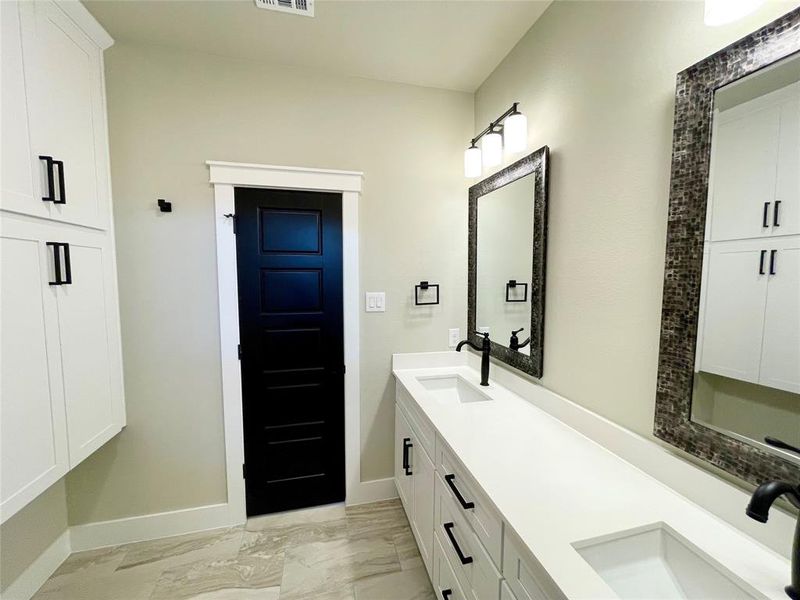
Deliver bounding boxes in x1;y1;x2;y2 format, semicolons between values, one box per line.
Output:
32;500;434;600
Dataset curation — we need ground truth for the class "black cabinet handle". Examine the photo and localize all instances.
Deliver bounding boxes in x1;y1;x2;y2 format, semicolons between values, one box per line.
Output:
769;249;777;275
763;202;770;227
444;474;474;510
759;250;767;275
765;437;800;456
39;156;55;202
53;159;66;204
46;242;72;285
441;590;453;600
402;438;412;476
443;522;473;565
774;200;781;227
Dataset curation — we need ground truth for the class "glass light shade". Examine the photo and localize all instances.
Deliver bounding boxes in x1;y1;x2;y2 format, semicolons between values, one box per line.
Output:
503;112;527;154
704;0;764;26
481;131;503;168
464;145;482;178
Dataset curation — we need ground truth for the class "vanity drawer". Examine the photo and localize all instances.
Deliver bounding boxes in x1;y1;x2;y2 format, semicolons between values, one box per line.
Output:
502;529;564;600
435;473;502;600
433;533;469;600
397;382;436;460
437;439;503;567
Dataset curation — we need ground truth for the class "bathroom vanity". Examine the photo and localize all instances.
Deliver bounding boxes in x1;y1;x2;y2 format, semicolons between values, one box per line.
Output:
393;352;790;600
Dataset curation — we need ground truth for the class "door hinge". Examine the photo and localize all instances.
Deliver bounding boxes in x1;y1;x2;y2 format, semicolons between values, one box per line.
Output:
238;344;242;360
223;213;237;234
242;463;246;479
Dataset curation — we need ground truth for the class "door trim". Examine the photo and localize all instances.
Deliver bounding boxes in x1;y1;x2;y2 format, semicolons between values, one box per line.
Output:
208;161;366;525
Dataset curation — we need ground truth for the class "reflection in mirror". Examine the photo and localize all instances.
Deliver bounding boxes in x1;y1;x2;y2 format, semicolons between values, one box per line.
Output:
691;52;800;464
476;173;534;354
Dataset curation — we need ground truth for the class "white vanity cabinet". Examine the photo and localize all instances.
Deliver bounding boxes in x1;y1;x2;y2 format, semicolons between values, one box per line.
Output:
0;0;124;524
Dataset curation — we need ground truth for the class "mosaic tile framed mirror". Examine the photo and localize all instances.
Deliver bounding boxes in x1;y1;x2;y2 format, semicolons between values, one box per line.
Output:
655;8;800;485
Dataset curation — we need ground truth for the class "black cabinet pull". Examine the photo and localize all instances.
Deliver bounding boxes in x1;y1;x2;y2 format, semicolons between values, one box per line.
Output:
445;474;474;510
39;156;55;202
53;159;66;204
769;249;777;275
765;437;800;456
443;522;473;565
402;438;412;476
774;200;781;227
759;250;767;275
441;590;453;600
763;202;770;227
46;242;71;285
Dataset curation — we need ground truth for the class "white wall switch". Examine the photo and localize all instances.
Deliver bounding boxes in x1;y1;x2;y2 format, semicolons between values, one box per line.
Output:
448;328;460;349
366;292;385;313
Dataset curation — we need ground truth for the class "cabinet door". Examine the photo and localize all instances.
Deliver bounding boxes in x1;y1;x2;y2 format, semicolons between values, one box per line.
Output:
0;216;68;522
19;0;108;229
433;534;469;600
759;238;800;393
773;93;800;237
709;105;780;241
699;240;768;383
412;443;435;575
1;1;44;219
395;406;414;514
55;228;124;467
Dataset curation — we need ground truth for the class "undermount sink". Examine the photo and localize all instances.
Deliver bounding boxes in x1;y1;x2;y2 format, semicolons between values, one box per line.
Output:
574;523;764;600
417;375;491;404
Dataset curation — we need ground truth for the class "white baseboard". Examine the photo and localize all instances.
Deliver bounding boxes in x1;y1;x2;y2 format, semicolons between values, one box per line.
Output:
69;502;238;552
346;477;398;506
1;530;70;600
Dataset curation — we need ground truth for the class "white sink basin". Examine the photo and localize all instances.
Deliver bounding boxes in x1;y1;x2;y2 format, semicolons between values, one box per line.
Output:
574;523;765;600
417;375;491;404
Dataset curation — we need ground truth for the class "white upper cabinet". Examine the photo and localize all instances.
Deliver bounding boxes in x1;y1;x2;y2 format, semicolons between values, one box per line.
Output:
7;0;113;230
708;83;800;241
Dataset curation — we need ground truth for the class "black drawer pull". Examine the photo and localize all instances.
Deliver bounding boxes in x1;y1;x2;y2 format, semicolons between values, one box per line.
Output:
763;201;770;227
53;159;66;204
39;156;55;202
769;249;777;275
443;522;473;565
441;590;453;600
774;200;781;227
445;474;474;510
402;438;412;476
46;242;72;285
759;250;767;275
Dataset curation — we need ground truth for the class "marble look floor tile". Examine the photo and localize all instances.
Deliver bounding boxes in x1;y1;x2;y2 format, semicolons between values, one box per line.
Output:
188;588;280;599
245;503;346;532
33;563;160;600
239;517;348;556
49;545;127;580
150;553;283;600
279;536;400;600
392;530;422;571
346;499;410;541
353;567;435;600
117;527;244;571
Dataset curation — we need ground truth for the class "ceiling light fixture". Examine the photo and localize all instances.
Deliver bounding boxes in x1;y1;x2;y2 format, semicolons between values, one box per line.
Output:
704;0;764;26
464;102;527;177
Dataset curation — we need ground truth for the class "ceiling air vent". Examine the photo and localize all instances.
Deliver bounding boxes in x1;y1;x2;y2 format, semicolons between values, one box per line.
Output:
254;0;314;17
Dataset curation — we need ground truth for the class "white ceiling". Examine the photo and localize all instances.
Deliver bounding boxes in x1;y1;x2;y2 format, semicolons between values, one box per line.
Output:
84;0;552;92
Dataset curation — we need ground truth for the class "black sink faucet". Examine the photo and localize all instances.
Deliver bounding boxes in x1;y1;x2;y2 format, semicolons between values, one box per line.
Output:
456;331;491;386
509;328;531;351
746;437;800;600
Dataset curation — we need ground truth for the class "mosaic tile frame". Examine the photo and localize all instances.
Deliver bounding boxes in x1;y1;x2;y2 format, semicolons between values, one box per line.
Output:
468;146;549;379
655;9;800;485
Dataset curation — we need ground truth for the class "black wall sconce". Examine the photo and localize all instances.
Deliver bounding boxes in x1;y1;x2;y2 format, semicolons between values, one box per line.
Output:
506;280;528;303
415;281;440;306
157;198;172;213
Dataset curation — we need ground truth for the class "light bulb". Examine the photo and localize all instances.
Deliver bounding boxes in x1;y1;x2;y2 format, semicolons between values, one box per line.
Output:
464;144;482;178
503;111;527;154
481;130;503;168
704;0;764;26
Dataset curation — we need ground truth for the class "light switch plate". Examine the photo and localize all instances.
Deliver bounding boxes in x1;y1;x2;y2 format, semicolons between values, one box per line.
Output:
448;328;460;349
366;292;385;313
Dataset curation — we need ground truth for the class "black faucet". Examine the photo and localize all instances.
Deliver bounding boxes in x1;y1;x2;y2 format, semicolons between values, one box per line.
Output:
456;331;491;386
746;437;800;600
509;328;531;351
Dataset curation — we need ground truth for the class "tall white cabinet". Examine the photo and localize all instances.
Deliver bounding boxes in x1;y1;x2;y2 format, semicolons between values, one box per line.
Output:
0;0;124;523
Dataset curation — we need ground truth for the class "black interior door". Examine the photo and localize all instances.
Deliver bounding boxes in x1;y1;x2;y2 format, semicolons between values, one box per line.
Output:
234;187;344;516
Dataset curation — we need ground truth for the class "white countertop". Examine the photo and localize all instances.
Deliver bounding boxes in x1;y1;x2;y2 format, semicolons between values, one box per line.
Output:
393;357;790;600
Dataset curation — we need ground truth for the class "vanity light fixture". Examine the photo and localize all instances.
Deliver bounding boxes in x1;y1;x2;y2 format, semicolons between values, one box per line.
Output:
464;102;527;177
704;0;764;26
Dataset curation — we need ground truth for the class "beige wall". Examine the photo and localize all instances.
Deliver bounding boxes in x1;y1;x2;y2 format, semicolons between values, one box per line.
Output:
475;0;799;440
64;42;472;524
0;480;68;592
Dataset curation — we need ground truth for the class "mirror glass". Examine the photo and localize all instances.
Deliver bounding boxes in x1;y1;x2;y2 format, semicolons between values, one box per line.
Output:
475;173;535;354
690;52;800;462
